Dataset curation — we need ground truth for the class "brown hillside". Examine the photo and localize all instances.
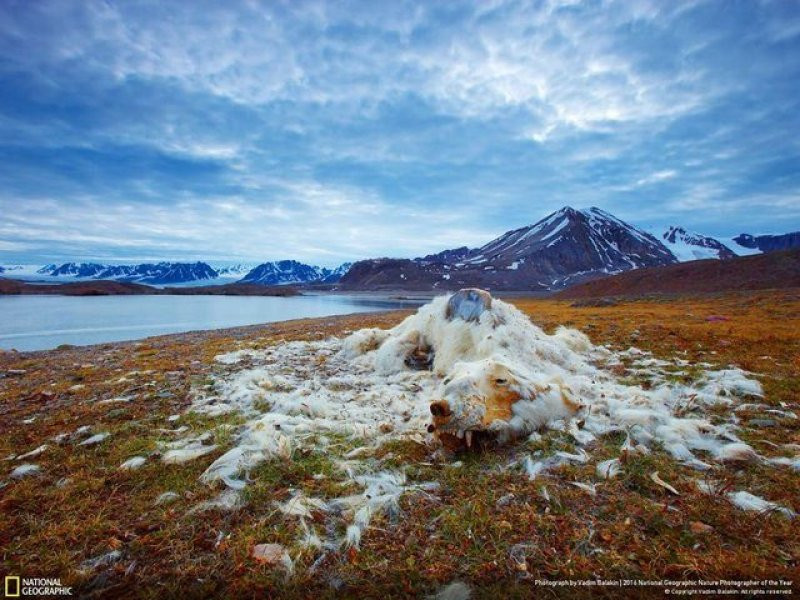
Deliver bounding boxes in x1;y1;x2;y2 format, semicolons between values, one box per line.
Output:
557;248;800;298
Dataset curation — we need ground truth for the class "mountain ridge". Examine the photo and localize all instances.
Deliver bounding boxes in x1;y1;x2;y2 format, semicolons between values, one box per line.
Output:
340;206;678;291
28;260;352;286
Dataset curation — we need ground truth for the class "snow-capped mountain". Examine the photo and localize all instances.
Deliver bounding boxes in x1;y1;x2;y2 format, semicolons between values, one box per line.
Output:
3;260;352;286
659;226;736;261
44;262;107;278
239;260;352;285
731;231;800;254
321;262;353;283
35;262;219;284
341;206;677;291
214;264;257;278
0;264;50;278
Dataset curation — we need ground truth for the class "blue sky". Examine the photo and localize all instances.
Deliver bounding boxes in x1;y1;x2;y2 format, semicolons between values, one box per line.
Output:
1;0;799;266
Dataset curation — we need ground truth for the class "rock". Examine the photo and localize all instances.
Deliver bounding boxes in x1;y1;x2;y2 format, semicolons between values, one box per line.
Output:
690;521;714;534
748;418;777;428
495;493;515;507
252;543;287;565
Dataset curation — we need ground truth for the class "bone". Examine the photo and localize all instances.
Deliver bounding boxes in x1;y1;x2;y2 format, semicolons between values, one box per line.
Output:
445;288;492;322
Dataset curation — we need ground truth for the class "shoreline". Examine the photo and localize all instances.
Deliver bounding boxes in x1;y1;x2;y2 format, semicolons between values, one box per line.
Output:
0;308;414;358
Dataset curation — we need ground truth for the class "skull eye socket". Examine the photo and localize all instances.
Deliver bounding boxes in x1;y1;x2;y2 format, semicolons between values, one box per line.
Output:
495;378;508;385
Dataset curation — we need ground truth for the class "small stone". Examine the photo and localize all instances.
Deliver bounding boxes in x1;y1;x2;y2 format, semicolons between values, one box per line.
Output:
690;521;714;534
495;493;515;507
748;418;776;428
252;543;286;565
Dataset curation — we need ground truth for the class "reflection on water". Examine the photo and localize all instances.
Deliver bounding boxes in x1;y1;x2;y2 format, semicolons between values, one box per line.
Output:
0;293;423;351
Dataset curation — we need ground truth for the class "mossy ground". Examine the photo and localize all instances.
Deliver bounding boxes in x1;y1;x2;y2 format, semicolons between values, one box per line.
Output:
0;290;798;598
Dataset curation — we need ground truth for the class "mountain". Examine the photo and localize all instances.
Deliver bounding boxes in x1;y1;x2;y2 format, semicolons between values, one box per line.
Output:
660;226;737;261
45;262;108;278
36;264;57;275
340;206;677;291
239;260;352;285
320;262;353;283
416;247;473;265
732;232;800;254
214;264;257;278
557;248;800;299
37;261;218;284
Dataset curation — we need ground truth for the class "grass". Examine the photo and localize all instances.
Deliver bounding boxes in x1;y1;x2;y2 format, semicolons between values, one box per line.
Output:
0;290;798;598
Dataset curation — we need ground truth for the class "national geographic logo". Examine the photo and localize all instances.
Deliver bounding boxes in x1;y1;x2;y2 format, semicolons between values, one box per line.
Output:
4;576;72;596
4;577;19;598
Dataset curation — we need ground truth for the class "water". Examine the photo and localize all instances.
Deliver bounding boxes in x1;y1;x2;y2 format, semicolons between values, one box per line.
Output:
0;294;420;351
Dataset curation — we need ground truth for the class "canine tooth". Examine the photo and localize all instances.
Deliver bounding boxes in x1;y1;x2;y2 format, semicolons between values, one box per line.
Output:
457;430;464;439
465;431;473;448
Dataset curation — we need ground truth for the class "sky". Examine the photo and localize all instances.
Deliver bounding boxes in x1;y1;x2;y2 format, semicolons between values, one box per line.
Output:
1;0;799;267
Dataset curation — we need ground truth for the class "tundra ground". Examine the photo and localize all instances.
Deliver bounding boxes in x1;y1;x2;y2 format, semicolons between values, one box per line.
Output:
1;289;798;598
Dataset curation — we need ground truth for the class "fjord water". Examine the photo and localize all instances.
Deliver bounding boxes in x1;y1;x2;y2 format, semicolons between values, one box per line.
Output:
0;294;418;351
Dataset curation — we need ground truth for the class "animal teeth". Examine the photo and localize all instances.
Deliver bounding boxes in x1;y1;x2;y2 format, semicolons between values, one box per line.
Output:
465;431;473;448
457;430;464;439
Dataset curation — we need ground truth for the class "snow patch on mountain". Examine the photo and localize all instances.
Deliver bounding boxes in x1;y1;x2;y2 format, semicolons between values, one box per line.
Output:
659;226;736;261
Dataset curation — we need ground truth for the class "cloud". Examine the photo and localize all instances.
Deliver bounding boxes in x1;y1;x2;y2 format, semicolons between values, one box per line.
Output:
0;180;497;265
0;0;799;262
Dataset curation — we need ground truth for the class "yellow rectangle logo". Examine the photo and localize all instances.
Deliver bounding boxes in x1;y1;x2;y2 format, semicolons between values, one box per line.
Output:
5;576;20;597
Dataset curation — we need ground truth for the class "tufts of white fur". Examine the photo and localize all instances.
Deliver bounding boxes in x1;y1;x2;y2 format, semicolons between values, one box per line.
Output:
155;491;180;505
298;519;324;549
189;293;773;510
429;581;472;600
10;463;41;478
190;489;241;513
768;456;800;471
161;436;218;465
571;482;598;496
714;442;761;463
727;491;795;518
596;458;621;479
17;445;48;460
79;432;110;446
119;456;147;470
276;493;328;518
